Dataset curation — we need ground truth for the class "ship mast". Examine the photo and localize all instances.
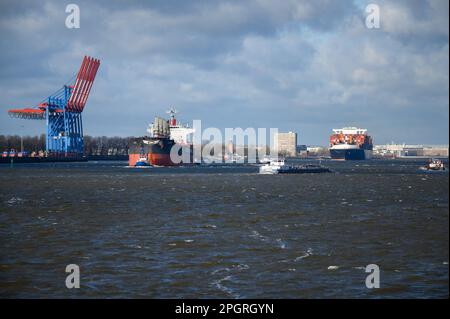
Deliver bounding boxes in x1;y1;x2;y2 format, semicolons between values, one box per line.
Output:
166;107;178;127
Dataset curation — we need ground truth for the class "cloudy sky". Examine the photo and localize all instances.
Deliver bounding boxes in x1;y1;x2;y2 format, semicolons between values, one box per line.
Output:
0;0;448;145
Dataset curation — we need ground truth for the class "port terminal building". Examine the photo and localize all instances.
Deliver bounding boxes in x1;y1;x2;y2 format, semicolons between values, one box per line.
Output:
373;144;449;158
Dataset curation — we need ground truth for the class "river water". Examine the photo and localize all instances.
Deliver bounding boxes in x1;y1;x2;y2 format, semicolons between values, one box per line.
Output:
0;159;448;298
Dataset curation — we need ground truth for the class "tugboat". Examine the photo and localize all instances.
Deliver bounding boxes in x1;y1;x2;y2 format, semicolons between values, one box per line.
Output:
420;159;446;171
134;156;152;168
133;145;152;168
259;159;331;174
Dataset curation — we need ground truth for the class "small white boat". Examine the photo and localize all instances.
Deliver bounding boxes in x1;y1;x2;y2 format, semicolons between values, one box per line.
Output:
259;159;286;174
259;155;273;164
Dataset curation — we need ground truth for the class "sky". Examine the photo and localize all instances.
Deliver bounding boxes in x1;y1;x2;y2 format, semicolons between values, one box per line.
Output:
0;0;448;146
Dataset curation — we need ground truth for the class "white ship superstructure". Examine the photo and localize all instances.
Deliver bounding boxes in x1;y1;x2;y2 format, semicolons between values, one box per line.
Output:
167;108;195;144
146;108;195;144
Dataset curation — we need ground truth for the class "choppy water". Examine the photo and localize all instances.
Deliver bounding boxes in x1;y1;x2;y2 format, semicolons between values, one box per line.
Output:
0;159;448;298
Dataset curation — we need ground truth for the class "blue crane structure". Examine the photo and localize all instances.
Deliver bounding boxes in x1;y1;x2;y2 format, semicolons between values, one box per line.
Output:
8;56;100;157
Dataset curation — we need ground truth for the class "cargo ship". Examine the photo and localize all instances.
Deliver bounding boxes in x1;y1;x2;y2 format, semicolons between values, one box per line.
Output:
329;127;373;160
128;109;194;166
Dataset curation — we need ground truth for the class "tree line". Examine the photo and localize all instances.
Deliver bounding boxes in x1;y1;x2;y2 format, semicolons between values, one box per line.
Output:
1;135;301;158
0;135;135;156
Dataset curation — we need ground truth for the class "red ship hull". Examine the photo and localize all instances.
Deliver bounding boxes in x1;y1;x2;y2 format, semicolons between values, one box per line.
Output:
129;153;180;166
128;137;193;167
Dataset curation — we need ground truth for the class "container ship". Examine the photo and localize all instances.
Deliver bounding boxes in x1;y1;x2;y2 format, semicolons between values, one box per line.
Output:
128;109;195;166
329;127;373;160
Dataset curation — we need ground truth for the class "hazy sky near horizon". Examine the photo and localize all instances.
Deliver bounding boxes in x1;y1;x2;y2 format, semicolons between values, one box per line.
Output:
0;0;448;145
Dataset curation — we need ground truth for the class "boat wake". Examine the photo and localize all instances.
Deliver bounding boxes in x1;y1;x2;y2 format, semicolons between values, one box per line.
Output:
210;264;249;298
294;248;314;261
249;229;288;249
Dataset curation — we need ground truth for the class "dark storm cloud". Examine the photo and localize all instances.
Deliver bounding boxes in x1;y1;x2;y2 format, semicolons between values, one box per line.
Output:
0;0;448;145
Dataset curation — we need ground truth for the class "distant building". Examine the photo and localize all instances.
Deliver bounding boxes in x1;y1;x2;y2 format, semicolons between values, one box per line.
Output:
275;132;298;157
306;146;329;157
373;144;449;158
297;145;307;152
306;146;322;153
423;146;449;157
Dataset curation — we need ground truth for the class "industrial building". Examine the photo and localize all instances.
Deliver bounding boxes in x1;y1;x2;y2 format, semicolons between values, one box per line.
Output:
373;144;449;158
275;132;298;157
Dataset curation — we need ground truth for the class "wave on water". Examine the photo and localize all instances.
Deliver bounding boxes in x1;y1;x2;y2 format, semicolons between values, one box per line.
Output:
211;275;240;298
327;266;340;270
5;197;25;206
249;229;288;249
210;263;249;298
295;248;313;261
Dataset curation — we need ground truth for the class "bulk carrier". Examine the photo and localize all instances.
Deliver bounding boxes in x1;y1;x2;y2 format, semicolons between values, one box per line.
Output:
329;127;373;160
128;109;194;166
